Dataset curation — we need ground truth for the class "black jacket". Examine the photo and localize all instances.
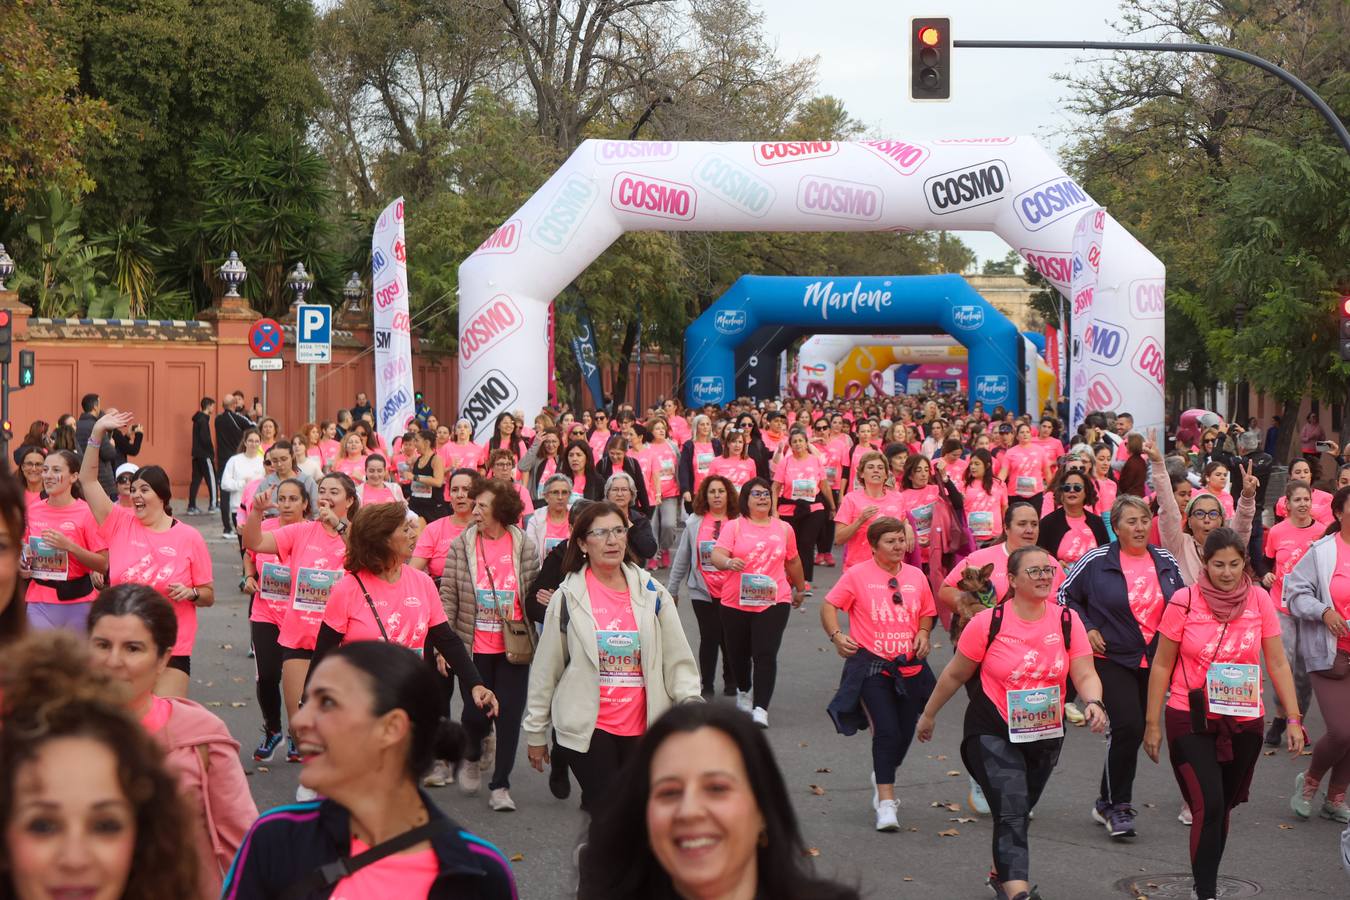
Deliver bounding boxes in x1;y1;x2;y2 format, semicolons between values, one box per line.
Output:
110;428;143;469
222;791;516;899
214;409;252;467
76;412;117;499
677;438;723;495
596;456;651;512
1057;542;1186;669
191;411;214;460
1038;508;1109;562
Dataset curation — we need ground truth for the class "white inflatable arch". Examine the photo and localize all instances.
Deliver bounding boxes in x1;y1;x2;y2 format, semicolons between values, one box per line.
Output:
456;138;1166;439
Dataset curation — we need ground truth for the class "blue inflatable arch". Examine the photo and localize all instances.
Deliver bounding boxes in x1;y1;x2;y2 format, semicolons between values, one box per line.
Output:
684;274;1027;412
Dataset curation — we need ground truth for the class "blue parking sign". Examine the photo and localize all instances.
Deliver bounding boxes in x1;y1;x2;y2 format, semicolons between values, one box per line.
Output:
296;304;332;364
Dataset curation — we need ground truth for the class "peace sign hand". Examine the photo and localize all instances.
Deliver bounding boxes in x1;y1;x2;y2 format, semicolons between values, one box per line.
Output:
1240;459;1259;498
1143;428;1164;463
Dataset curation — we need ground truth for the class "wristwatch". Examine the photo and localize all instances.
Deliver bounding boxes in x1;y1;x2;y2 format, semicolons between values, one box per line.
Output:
336;521;349;536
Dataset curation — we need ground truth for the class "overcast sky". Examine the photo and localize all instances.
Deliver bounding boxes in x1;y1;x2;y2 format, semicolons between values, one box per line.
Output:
758;0;1130;264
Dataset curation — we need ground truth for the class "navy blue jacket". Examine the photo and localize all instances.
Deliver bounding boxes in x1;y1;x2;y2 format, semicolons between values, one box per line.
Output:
1057;542;1186;669
827;648;935;736
222;791;516;899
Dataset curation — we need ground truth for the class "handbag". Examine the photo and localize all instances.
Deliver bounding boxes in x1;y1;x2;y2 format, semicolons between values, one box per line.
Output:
1324;648;1350;681
480;535;536;666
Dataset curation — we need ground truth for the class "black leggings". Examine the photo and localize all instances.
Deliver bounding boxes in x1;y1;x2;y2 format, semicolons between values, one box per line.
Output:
1096;658;1149;805
251;621;284;734
786;509;829;581
690;598;733;695
462;652;529;791
963;733;1062;884
1164;709;1263;900
560;729;641;814
719;603;790;709
815;492;839;554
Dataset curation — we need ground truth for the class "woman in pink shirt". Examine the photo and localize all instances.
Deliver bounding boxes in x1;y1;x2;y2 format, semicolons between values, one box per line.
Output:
484;411;526;477
897;455;944;565
1143;528;1304;900
441;419;482;472
822;516;936;832
411;468;480;584
711;477;809;729
80;411;214;699
1037;471;1108;571
707;429;758;489
960;449;1008;545
23;449;108;631
87;585;258;899
333;432;370;483
355;454;405;506
999;423;1054;511
834;451;906;571
318;421;342;469
16;445;45;507
646;417;682;568
772;429;835;584
1093;442;1119;520
918;547;1107;900
520;426;563;502
242;472;357;776
1261;480;1322;744
1197;461;1235;519
1275;458;1334;524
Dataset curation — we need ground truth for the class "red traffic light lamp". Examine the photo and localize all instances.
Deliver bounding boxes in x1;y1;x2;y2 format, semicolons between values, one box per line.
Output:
910;17;951;101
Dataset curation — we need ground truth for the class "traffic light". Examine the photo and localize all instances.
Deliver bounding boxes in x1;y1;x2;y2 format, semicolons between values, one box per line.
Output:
910;17;951;101
0;309;10;365
1340;295;1350;362
1;421;11;443
18;350;34;388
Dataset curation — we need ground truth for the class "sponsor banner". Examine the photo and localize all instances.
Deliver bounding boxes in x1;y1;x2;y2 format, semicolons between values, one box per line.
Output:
593;141;678;164
1019;247;1074;290
693;154;776;218
1085;318;1128;368
933;137;1017;145
795;175;884;221
801;279;893;321
1014;176;1092;232
974;373;1011;406
462;368;521;436
951;304;985;331
1086;372;1123;412
857;139;932;176
1130;278;1165;319
471;219;521;256
1067;207;1104;431
1131;336;1166;396
530;174;599;253
713;308;747;335
371;197;416;452
610;172;698;221
690;375;727;405
569;303;606;410
924;160;1009;215
458;293;523;370
752;141;838;166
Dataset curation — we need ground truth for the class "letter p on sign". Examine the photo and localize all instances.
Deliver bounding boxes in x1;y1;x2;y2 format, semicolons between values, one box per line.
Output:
296;304;332;364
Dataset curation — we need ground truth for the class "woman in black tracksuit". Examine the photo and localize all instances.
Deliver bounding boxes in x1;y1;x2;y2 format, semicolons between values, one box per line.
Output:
1058;494;1185;840
1038;470;1109;571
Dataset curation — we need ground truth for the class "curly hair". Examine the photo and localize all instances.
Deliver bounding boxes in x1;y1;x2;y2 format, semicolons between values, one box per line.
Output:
344;502;411;575
0;632;197;897
474;477;524;528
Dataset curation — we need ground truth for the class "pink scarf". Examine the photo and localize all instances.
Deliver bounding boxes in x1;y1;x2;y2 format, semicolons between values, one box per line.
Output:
1197;570;1251;623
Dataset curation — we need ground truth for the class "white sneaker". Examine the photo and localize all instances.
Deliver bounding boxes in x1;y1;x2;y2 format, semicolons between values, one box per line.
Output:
751;706;769;728
1178;802;1193;825
295;785;318;802
479;732;496;775
875;799;900;832
968;776;990;815
423;761;452;787
736;691;752;713
459;760;482;796
489;787;516;812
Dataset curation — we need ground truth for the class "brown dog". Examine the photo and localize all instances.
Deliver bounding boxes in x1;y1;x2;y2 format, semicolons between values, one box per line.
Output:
950;562;997;641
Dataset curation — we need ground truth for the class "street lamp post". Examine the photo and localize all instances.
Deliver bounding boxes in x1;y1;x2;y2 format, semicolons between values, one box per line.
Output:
0;244;14;291
286;263;319;422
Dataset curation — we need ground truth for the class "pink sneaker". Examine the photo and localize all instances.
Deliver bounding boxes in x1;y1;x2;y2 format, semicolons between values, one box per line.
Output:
823;553;837;566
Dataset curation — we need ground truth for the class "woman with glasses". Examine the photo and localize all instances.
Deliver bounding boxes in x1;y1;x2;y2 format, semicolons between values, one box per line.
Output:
16;445;46;506
520;426;563;502
710;477;808;729
604;471;658;567
525;473;575;562
918;547;1108;900
823;516;936;832
22;449;108;632
999;423;1055;513
669;474;739;698
1038;470;1108;571
524;501;701;811
834;451;907;570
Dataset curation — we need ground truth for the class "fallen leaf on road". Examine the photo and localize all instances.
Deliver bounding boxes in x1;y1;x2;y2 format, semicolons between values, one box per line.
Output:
805;847;820;857
944;803;961;812
257;766;269;773
952;817;975;824
1263;750;1276;757
935;754;947;761
206;701;222;707
815;767;832;773
809;785;826;796
221;644;233;651
903;876;913;882
1279;824;1294;829
230;701;248;708
938;828;960;837
509;853;524;862
1143;803;1156;809
930;801;943;808
799;742;809;748
945;770;961;777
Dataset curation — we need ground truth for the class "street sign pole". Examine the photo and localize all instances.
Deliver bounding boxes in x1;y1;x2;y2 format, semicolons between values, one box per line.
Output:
262;371;269;419
308;364;316;423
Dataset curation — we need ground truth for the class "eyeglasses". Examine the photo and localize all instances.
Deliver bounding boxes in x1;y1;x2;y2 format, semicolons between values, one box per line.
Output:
586;526;628;542
1190;509;1223;521
1203;439;1216;445
747;489;771;499
887;576;904;606
1021;566;1057;579
1061;484;1085;494
116;475;135;484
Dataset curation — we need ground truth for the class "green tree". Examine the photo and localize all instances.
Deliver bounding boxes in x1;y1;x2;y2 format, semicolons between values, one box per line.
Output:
982;249;1023;276
12;186;121;318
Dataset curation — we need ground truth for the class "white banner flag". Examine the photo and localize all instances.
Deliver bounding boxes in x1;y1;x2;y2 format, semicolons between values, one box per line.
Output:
372;197;416;451
1067;207;1104;432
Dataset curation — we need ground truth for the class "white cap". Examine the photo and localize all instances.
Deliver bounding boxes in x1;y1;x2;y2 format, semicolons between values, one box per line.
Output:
115;463;138;479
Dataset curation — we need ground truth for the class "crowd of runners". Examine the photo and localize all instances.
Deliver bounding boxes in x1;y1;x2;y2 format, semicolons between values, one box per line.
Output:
3;388;1350;899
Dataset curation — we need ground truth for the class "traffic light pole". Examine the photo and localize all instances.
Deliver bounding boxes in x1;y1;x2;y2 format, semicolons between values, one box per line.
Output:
1;362;8;462
952;40;1350;155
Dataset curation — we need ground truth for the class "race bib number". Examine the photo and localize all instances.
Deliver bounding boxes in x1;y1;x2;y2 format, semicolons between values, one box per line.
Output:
1007;686;1063;743
294;568;342;613
410;480;433;499
911;503;935;541
968;510;994;538
545;537;565;554
698;540;717;572
696;452;714;474
1015;476;1036;495
474;588;515;633
1206;663;1261;717
27;536;69;582
258;562;292;603
737;572;778;608
825;465;838;480
597;630;643;687
659;457;675;483
790;478;817;501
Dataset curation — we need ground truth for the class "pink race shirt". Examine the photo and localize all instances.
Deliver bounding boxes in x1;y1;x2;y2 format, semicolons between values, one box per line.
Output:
101;506;211;656
834;488;907;570
899;485;941;550
588;429;615;464
825;560;935;676
1003;445;1046;497
714;517;797;612
1119;549;1165;658
1264;519;1323;612
274;520;348;651
957;603;1090;722
586;569;647;736
1330;538;1350;654
249;518;290;628
1093;477;1118;517
695;515;730;598
1159;585;1281;719
543;516;571;556
24;499;106;604
333;838;437;900
1275;489;1334;526
961;479;1007;542
941;544;1066;599
322;566;448;650
647;441;680;499
473;532;519;654
1054;515;1097;566
333;456;368;482
819;439;847;491
358;483;400;505
317;439;341;468
412;517;468;579
773;454;826;514
707;456;757;489
690;442;717;493
440;441;481;473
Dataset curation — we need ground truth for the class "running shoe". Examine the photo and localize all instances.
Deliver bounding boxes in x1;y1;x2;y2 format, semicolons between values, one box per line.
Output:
751;706;769;728
1291;771;1317;819
736;691;752;713
1264;716;1287;747
489;788;516;812
287;737;302;763
423;761;452;787
549;759;571;800
253;730;284;762
875;799;900;832
1106;803;1137;838
968;776;990;815
459;760;482;796
1177;803;1192;825
823;553;837;566
1321;792;1349;824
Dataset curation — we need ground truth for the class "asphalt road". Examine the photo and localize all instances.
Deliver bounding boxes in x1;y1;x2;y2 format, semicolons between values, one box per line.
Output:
183;515;1344;899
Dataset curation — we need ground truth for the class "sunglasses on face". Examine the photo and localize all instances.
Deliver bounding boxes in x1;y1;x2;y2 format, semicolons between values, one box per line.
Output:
116;475;134;484
1061;483;1085;494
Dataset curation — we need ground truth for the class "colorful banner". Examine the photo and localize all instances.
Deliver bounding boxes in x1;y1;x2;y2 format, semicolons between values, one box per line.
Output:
569;303;606;411
1067;208;1104;433
372;197;416;451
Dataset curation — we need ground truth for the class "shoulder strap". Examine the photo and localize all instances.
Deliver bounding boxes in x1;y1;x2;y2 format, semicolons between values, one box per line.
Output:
351;573;390;642
1060;605;1073;652
280;818;454;900
984;602;1006;652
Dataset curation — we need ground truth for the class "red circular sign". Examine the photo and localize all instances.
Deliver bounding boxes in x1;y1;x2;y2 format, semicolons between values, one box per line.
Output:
248;318;284;358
